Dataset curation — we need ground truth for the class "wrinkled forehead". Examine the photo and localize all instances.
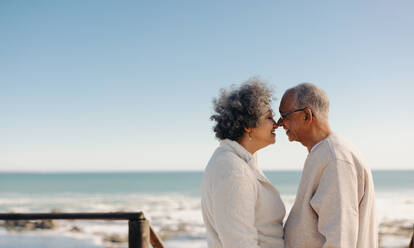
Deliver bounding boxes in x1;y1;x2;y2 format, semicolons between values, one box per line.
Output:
279;90;296;112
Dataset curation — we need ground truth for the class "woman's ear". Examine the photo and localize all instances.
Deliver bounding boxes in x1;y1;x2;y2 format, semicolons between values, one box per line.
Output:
243;127;253;141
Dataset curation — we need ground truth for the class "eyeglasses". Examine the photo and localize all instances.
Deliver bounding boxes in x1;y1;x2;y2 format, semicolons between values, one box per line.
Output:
277;106;310;124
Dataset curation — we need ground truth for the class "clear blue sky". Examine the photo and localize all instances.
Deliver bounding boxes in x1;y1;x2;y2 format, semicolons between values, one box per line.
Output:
1;0;413;171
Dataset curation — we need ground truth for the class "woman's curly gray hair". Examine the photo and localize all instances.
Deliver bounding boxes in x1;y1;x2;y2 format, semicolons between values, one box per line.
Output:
210;78;274;141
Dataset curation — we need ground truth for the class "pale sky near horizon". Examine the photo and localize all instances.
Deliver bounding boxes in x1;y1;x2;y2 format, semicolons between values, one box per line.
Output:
1;0;413;172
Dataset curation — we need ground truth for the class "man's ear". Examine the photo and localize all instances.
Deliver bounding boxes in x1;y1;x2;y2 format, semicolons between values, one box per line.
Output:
304;109;313;123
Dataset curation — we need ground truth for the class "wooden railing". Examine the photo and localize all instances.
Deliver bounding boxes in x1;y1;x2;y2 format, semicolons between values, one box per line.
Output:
0;212;164;248
1;213;413;248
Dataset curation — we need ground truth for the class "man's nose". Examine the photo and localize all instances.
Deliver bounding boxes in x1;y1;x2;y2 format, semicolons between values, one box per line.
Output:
277;118;288;130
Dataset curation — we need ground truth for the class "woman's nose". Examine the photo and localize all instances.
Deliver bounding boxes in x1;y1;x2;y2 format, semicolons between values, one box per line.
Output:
273;119;279;129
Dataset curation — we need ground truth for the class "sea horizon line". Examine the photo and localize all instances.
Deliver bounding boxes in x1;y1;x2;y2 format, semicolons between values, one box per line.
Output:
0;169;413;174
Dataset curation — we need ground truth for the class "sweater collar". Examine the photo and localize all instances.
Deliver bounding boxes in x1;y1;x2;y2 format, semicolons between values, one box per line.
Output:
220;139;254;164
220;139;272;184
309;133;335;155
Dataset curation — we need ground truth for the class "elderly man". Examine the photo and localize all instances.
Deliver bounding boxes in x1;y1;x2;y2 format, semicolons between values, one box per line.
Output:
279;83;377;248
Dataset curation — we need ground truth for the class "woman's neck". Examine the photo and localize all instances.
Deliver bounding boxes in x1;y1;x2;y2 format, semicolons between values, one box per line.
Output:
237;136;260;154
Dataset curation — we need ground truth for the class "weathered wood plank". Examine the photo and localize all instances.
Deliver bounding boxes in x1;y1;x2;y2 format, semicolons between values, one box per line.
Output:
0;212;162;248
0;212;144;220
150;225;165;248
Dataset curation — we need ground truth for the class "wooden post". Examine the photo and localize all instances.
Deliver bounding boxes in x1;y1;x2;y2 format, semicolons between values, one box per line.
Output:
409;224;414;248
129;219;149;248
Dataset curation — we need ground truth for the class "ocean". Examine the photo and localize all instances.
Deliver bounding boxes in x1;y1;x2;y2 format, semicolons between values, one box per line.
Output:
0;171;413;248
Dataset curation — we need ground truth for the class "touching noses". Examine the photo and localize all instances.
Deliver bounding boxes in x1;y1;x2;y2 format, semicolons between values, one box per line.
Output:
276;118;287;130
272;119;278;129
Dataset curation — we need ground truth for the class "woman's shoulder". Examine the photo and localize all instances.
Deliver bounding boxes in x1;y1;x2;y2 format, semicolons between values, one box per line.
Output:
205;145;252;179
203;146;257;197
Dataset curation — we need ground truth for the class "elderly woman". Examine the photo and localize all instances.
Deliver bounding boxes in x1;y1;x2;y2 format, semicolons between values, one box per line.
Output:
201;78;285;248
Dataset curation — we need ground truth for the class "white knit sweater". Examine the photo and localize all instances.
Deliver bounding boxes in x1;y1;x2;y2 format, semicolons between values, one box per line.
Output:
284;133;378;248
201;139;285;248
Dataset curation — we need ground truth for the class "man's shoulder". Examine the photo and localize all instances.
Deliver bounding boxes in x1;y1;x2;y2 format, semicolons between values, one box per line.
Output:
324;133;367;168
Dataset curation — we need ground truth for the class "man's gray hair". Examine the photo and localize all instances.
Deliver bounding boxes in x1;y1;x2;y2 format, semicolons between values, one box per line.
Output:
290;83;330;120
